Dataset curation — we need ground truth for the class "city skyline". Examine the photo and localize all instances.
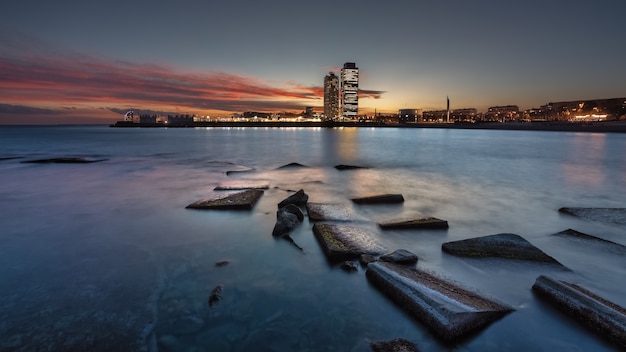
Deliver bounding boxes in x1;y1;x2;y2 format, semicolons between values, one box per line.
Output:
1;1;625;124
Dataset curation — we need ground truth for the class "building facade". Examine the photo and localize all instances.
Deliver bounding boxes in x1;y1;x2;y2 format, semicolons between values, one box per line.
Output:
398;109;422;123
323;72;339;120
341;62;359;119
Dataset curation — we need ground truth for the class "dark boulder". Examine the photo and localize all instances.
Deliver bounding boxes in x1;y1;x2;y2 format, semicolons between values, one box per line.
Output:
22;157;107;164
276;162;308;169
380;249;418;264
340;261;358;272
334;164;368;170
379;217;449;230
532;275;626;347
442;233;564;266
278;189;309;208
370;338;419;352
351;194;404;204
272;204;304;237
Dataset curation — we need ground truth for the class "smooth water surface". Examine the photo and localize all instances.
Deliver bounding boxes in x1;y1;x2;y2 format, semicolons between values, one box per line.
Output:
0;126;625;351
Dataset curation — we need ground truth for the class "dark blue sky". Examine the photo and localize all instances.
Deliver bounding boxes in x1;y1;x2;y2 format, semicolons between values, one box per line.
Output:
1;0;624;122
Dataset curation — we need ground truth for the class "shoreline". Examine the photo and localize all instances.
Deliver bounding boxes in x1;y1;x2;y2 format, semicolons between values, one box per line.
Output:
110;120;626;133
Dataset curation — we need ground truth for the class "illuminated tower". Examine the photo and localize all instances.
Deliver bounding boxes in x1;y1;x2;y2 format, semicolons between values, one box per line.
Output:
341;62;358;119
323;72;339;120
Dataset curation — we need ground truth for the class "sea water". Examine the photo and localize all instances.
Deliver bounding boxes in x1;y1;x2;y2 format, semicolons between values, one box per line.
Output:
0;125;625;351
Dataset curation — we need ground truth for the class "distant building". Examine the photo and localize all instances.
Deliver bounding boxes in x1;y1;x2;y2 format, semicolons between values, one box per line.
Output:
398;109;422;123
167;115;194;126
422;110;447;122
323;72;339;120
485;105;520;122
305;106;315;117
535;98;626;121
450;108;478;122
139;114;157;124
341;62;359;119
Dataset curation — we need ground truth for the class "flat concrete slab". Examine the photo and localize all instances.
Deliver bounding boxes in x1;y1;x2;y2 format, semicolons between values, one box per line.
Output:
367;262;513;341
351;194;404;204
442;233;564;266
532;275;626;347
186;189;264;210
306;203;360;221
559;207;626;226
312;223;386;261
379;217;448;230
214;180;270;190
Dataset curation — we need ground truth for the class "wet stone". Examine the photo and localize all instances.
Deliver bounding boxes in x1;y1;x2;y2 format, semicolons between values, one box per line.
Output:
272;204;304;237
276;162;308;169
366;262;514;341
370;338;420;352
532;275;626;347
379;217;449;230
22;157;107;164
186;189;264;210
360;254;378;266
351;193;404;204
340;261;358;272
306;203;360;221
335;164;369;170
442;233;565;266
214;180;270;190
380;249;418;264
553;229;626;254
312;223;386;261
559;207;626;226
278;189;309;208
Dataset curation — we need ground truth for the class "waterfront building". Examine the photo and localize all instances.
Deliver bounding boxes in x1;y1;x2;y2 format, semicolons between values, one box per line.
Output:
485;105;520;122
341;62;359;119
323;72;339;120
398;109;422;123
450;108;478;122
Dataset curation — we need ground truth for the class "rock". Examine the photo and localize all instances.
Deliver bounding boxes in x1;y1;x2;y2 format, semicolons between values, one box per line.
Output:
532;275;626;347
380;249;418;264
366;262;514;341
276;162;308;169
215;260;230;267
272;204;304;237
559;207;626;226
214;180;270;190
312;223;386;261
278;189;309;208
442;233;564;266
340;261;358;272
22;157;107;163
186;189;264;210
370;338;420;352
306;203;360;221
360;254;378;266
351;194;404;204
335;164;368;170
208;285;223;307
552;229;626;254
379;217;449;230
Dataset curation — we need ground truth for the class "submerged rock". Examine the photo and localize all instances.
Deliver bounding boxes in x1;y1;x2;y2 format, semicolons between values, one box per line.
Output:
335;164;368;170
366;262;514;341
208;285;223;307
553;229;626;254
215;260;230;267
312;223;386;261
278;189;309;208
370;338;420;352
532;275;626;347
559;207;626;226
272;204;305;237
380;249;418;264
22;157;107;163
214;180;270;190
340;261;358;272
306;203;360;221
276;162;308;169
186;189;264;210
379;217;449;230
351;194;404;204
442;233;564;266
360;254;378;266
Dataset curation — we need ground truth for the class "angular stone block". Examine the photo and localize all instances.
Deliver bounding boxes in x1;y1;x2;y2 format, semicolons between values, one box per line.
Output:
306;203;359;221
532;275;626;347
278;189;309;208
553;229;626;254
351;194;404;204
186;189;264;210
379;217;448;230
312;223;386;261
366;262;514;341
559;207;626;226
380;249;418;264
442;233;563;266
214;180;270;190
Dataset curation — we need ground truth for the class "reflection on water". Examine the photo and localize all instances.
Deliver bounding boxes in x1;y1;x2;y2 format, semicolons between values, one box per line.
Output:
0;126;625;351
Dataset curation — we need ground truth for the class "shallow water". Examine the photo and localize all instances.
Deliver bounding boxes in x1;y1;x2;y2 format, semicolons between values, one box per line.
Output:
0;126;625;351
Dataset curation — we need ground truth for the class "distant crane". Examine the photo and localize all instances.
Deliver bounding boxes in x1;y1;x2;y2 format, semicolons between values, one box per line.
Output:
124;111;135;122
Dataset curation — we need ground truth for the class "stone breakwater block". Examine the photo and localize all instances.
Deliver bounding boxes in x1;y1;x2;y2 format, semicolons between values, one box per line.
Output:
351;194;404;204
22;157;107;163
532;275;626;347
276;162;308;169
278;189;309;208
380;249;418;264
335;164;368;170
379;217;449;230
306;203;359;221
559;207;626;226
214;180;270;190
186;190;264;210
312;223;386;261
366;262;514;341
442;233;564;266
553;229;626;254
370;338;420;352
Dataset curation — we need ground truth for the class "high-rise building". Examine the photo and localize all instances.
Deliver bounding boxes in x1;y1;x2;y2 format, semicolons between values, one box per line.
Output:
323;72;339;120
341;62;358;119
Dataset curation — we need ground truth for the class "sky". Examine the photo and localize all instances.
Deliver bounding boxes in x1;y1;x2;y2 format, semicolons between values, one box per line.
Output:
1;0;625;124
